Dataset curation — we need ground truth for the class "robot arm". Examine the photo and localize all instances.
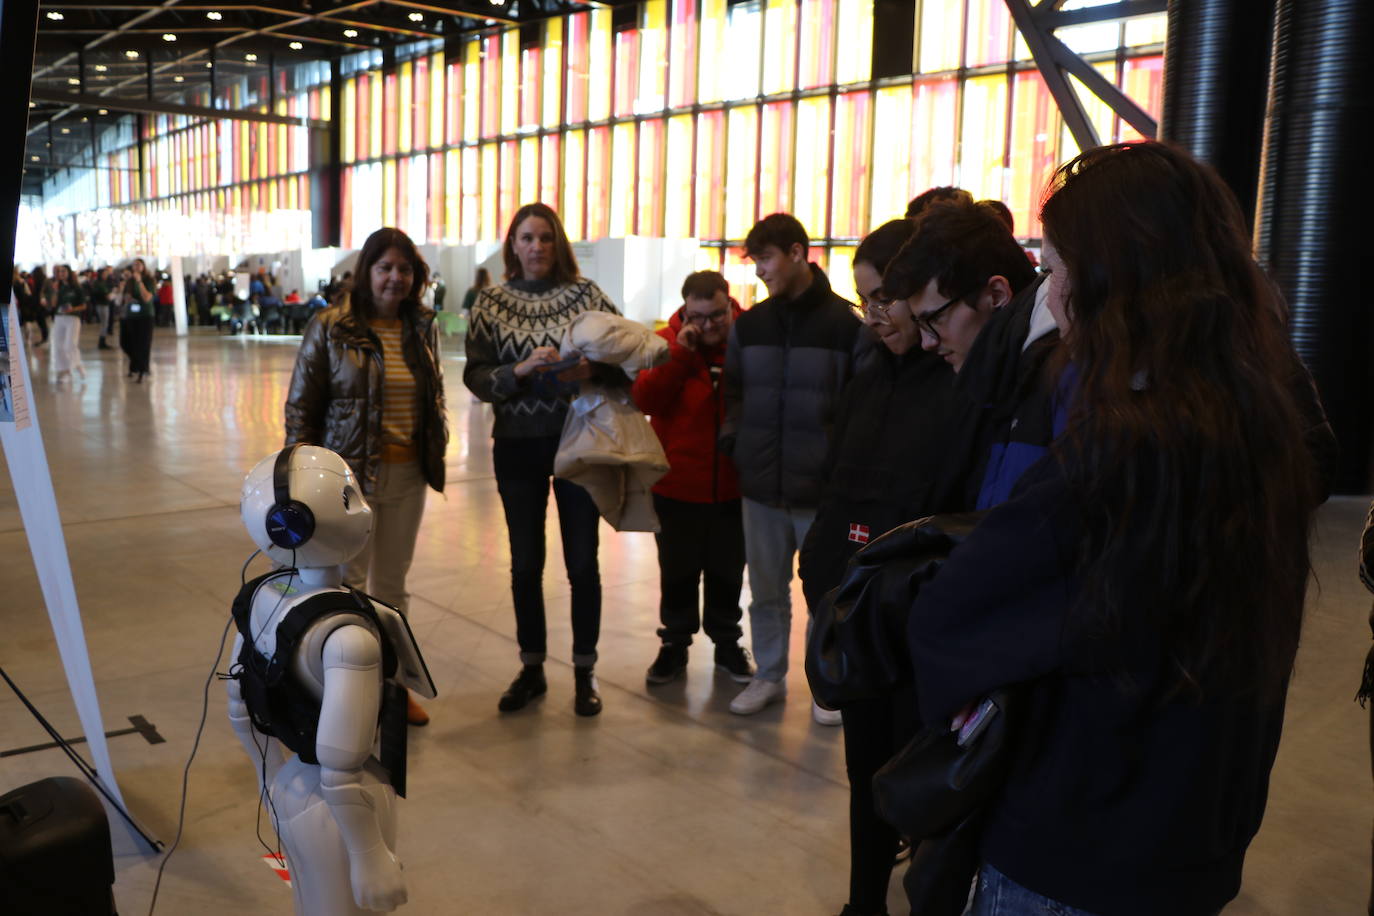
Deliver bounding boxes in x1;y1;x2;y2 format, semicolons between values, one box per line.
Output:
226;633;287;788
316;624;407;912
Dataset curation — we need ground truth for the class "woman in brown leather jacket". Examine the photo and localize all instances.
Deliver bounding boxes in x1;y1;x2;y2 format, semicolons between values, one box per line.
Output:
285;227;448;724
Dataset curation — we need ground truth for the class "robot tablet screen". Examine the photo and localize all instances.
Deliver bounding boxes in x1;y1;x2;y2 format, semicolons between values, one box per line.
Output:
368;599;438;701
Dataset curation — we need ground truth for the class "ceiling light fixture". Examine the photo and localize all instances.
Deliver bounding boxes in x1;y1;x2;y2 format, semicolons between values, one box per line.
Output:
343;28;358;37
67;77;80;85
205;61;213;68
289;41;303;50
174;75;184;82
31;155;40;161
206;10;222;19
408;11;423;21
61;127;71;134
46;10;64;20
81;116;88;122
94;64;107;72
125;50;139;59
245;53;257;61
163;33;176;41
98;108;108;114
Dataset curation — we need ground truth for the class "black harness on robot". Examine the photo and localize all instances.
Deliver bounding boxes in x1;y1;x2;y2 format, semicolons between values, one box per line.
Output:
229;571;412;797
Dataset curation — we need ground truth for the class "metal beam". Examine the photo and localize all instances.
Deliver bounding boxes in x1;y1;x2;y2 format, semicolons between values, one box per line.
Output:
1003;0;1159;150
4;0;42;277
1041;0;1166;29
29;89;331;129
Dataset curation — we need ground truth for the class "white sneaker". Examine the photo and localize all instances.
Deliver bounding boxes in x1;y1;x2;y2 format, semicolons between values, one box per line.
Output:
729;678;785;715
812;700;843;727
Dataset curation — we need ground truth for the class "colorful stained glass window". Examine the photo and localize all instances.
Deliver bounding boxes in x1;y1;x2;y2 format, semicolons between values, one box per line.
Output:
912;75;958;192
663;114;693;237
637;118;665;234
541;134;561;209
519;137;540;209
724;105;759;239
763;0;798;95
919;0;963;73
870;86;912;224
834;0;872;85
959;74;1010;200
613;26;641;118
830;92;870;238
543;18;564;127
694;110;726;240
521;44;542;130
638;0;667;113
588;10;613;122
724;2;762;101
966;0;1012;68
798;0;836;89
562;129;587;240
668;0;698;108
1007;70;1059;237
565;13;590;123
461;147;480;243
793;96;831;236
609;121;636;237
502;31;520;135
587;126;611;238
759;102;793;218
1120;54;1164;142
696;0;728;104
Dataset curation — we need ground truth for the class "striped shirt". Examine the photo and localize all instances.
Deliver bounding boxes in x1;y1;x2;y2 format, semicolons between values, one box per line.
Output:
370;318;420;463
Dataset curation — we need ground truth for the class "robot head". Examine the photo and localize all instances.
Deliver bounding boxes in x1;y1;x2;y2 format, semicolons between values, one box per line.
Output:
240;444;372;568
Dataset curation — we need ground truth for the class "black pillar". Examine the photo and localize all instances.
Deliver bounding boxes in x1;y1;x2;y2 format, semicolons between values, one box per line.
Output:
1;0;41;295
1159;0;1275;231
1254;0;1374;492
310;59;343;249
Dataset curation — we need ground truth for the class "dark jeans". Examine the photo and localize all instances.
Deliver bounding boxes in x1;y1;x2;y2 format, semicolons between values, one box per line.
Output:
652;493;745;647
493;435;601;666
842;686;921;914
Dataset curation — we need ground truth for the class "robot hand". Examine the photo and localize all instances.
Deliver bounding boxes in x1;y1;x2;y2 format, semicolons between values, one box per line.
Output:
348;843;408;911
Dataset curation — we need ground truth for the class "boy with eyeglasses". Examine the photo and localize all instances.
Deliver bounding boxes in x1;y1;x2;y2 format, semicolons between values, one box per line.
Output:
631;271;754;685
881;197;1050;511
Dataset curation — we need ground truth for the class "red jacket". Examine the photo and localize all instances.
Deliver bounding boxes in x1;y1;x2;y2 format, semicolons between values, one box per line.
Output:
631;301;743;503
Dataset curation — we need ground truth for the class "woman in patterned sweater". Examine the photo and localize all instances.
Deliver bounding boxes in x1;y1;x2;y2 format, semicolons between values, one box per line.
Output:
464;202;620;718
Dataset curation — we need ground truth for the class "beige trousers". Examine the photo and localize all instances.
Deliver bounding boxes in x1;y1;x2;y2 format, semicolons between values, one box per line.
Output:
342;460;428;614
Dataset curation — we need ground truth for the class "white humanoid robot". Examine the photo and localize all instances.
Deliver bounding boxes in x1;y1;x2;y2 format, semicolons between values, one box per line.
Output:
228;444;436;915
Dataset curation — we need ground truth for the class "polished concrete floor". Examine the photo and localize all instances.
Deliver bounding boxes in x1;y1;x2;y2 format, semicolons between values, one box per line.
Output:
0;329;1369;915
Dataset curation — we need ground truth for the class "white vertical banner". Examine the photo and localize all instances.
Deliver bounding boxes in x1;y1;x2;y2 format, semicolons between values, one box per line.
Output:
1;302;126;806
170;255;188;337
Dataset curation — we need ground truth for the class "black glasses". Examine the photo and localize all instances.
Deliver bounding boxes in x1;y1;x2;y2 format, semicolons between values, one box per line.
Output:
914;292;972;343
683;308;729;327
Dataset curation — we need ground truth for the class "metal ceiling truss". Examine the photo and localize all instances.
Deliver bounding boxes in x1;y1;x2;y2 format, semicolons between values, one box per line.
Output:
24;0;608;193
1002;0;1165;151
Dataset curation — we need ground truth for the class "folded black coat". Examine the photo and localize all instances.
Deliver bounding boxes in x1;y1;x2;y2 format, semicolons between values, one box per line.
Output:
805;513;984;711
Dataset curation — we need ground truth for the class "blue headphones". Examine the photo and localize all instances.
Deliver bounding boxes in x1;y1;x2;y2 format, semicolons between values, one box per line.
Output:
265;443;316;550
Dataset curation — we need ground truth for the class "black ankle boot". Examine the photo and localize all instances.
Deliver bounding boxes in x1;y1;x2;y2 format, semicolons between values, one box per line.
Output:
573;666;602;717
498;664;547;713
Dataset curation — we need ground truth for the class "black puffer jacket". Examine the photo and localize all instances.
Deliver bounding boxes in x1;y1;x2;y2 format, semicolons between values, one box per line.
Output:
799;346;970;609
720;264;875;508
285;304;448;495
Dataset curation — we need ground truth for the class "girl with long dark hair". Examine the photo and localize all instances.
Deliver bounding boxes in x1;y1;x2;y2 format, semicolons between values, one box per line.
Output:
907;141;1330;915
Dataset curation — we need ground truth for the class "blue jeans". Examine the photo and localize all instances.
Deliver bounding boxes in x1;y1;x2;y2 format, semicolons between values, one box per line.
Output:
970;864;1100;916
493;435;602;667
741;498;815;683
